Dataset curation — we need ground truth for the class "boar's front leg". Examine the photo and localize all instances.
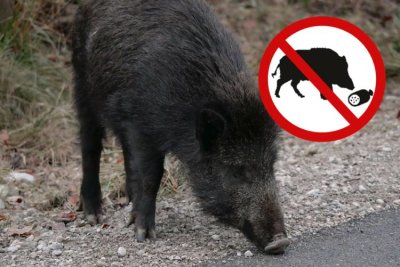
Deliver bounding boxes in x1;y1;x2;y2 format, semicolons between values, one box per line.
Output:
119;126;164;241
320;83;333;100
291;79;305;98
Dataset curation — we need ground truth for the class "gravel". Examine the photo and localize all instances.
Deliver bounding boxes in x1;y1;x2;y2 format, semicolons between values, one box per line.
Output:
211;235;220;241
275;93;400;239
52;249;63;256
117;247;127;257
0;91;398;266
244;250;254;258
0;185;9;198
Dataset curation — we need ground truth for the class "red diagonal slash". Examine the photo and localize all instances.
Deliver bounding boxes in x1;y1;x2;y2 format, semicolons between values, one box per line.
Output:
279;41;358;124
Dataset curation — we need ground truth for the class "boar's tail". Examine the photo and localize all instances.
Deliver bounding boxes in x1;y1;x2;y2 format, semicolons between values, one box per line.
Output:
271;63;280;78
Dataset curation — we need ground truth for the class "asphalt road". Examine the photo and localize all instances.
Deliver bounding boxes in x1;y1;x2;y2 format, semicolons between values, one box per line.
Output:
203;208;400;267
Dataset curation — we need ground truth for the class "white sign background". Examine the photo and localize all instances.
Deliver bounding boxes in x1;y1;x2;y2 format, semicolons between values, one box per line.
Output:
268;26;376;133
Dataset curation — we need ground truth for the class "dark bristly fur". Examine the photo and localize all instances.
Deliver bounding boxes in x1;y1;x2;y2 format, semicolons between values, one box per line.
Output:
72;0;288;253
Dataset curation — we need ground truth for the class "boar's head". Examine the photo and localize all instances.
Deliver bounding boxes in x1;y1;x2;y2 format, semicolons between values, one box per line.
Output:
186;96;289;254
333;56;355;90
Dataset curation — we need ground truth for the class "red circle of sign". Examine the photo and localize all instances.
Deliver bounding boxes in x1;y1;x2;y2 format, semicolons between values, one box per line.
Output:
258;16;386;142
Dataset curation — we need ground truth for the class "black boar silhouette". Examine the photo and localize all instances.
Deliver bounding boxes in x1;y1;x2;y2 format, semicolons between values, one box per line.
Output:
271;48;355;99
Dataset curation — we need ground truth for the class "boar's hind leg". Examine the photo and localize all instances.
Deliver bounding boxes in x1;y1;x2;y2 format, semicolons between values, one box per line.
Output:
274;78;288;98
291;79;304;98
78;109;105;225
119;128;164;241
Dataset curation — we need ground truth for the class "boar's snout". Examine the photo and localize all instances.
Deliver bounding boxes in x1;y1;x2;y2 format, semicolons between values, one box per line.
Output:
339;70;355;90
240;216;289;254
237;181;289;254
348;80;355;90
264;233;290;255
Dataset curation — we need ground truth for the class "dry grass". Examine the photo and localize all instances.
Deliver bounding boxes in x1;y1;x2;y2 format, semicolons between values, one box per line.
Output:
0;0;76;168
0;0;399;209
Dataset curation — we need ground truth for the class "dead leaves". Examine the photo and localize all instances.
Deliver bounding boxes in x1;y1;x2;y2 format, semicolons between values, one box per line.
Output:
6;196;24;206
0;214;7;221
54;211;77;223
5;172;35;183
66;195;79;207
7;225;33;237
115;197;127;207
0;130;9;145
101;223;110;229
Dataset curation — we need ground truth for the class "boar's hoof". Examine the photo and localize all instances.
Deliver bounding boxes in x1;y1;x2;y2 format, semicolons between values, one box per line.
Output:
80;196;103;225
86;214;104;226
264;233;290;255
135;226;156;242
130;211;157;241
275;93;280;98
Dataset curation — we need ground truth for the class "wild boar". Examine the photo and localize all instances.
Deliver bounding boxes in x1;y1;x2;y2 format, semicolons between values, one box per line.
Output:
72;0;289;254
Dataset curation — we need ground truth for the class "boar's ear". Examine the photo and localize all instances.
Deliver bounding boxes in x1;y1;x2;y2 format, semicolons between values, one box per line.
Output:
196;108;227;152
341;55;348;63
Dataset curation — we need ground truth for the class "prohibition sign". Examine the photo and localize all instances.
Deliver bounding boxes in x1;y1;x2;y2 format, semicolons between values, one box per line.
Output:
258;16;385;142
